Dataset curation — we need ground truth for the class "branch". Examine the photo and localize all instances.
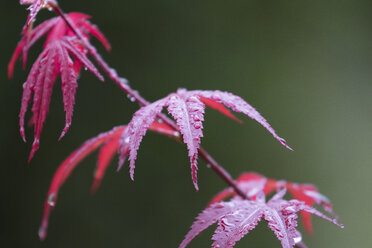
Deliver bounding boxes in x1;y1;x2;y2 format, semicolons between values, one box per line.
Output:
51;4;247;199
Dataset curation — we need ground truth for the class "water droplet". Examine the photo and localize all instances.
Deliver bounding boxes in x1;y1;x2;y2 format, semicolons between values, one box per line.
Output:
84;67;88;71
194;124;201;129
206;163;211;168
193;116;200;122
109;68;117;77
119;77;128;84
38;227;45;239
48;7;53;11
126;94;135;102
48;193;56;207
173;131;180;137
157;119;163;123
124;137;130;143
279;137;286;143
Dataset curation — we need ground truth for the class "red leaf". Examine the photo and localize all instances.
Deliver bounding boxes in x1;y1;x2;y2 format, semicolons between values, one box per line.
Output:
9;17;59;78
121;89;291;190
28;43;57;161
20;39;103;161
181;190;342;248
191;90;292;150
91;132;122;193
10;13;111;160
200;97;241;123
9;13;109;79
39;122;178;240
38;125;125;240
78;18;111;51
20;0;57;31
210;172;335;235
57;40;77;140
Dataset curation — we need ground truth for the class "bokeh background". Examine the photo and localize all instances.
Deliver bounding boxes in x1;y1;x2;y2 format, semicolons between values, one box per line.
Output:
1;0;372;247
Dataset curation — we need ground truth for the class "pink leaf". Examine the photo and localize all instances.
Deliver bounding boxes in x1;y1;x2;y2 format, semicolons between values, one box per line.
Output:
125;98;168;181
167;92;205;191
20;0;57;31
123;89;291;190
209;172;336;235
179;201;240;248
212;206;263;248
180;190;343;248
190;90;292;150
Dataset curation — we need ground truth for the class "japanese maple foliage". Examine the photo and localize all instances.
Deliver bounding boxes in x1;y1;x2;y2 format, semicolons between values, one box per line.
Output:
39;122;176;240
120;88;292;190
9;12;111;161
9;2;344;247
210;172;334;234
20;0;57;32
180;189;343;248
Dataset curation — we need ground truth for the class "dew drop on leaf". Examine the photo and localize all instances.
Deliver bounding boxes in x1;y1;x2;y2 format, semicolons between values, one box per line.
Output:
119;77;128;84
48;193;56;207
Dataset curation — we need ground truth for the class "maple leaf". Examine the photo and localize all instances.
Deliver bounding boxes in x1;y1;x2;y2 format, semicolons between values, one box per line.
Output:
9;13;111;161
39;122;176;240
180;189;343;248
119;89;292;190
210;172;335;234
20;0;58;32
9;12;111;79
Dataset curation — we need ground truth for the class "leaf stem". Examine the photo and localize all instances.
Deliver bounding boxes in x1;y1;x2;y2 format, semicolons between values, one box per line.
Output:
52;4;247;200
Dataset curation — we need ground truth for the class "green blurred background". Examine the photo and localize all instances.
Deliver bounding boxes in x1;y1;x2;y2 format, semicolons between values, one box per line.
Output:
1;0;371;247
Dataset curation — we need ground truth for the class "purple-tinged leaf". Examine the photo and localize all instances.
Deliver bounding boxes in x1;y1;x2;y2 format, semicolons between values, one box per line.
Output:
11;12;110;160
179;201;240;248
19;48;48;142
20;38;103;160
212;206;263;248
61;38;103;81
210;172;337;234
20;0;57;31
180;190;343;248
125;98;168;180
168;92;205;190
124;89;291;190
28;43;57;161
56;41;77;140
190;90;292;150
